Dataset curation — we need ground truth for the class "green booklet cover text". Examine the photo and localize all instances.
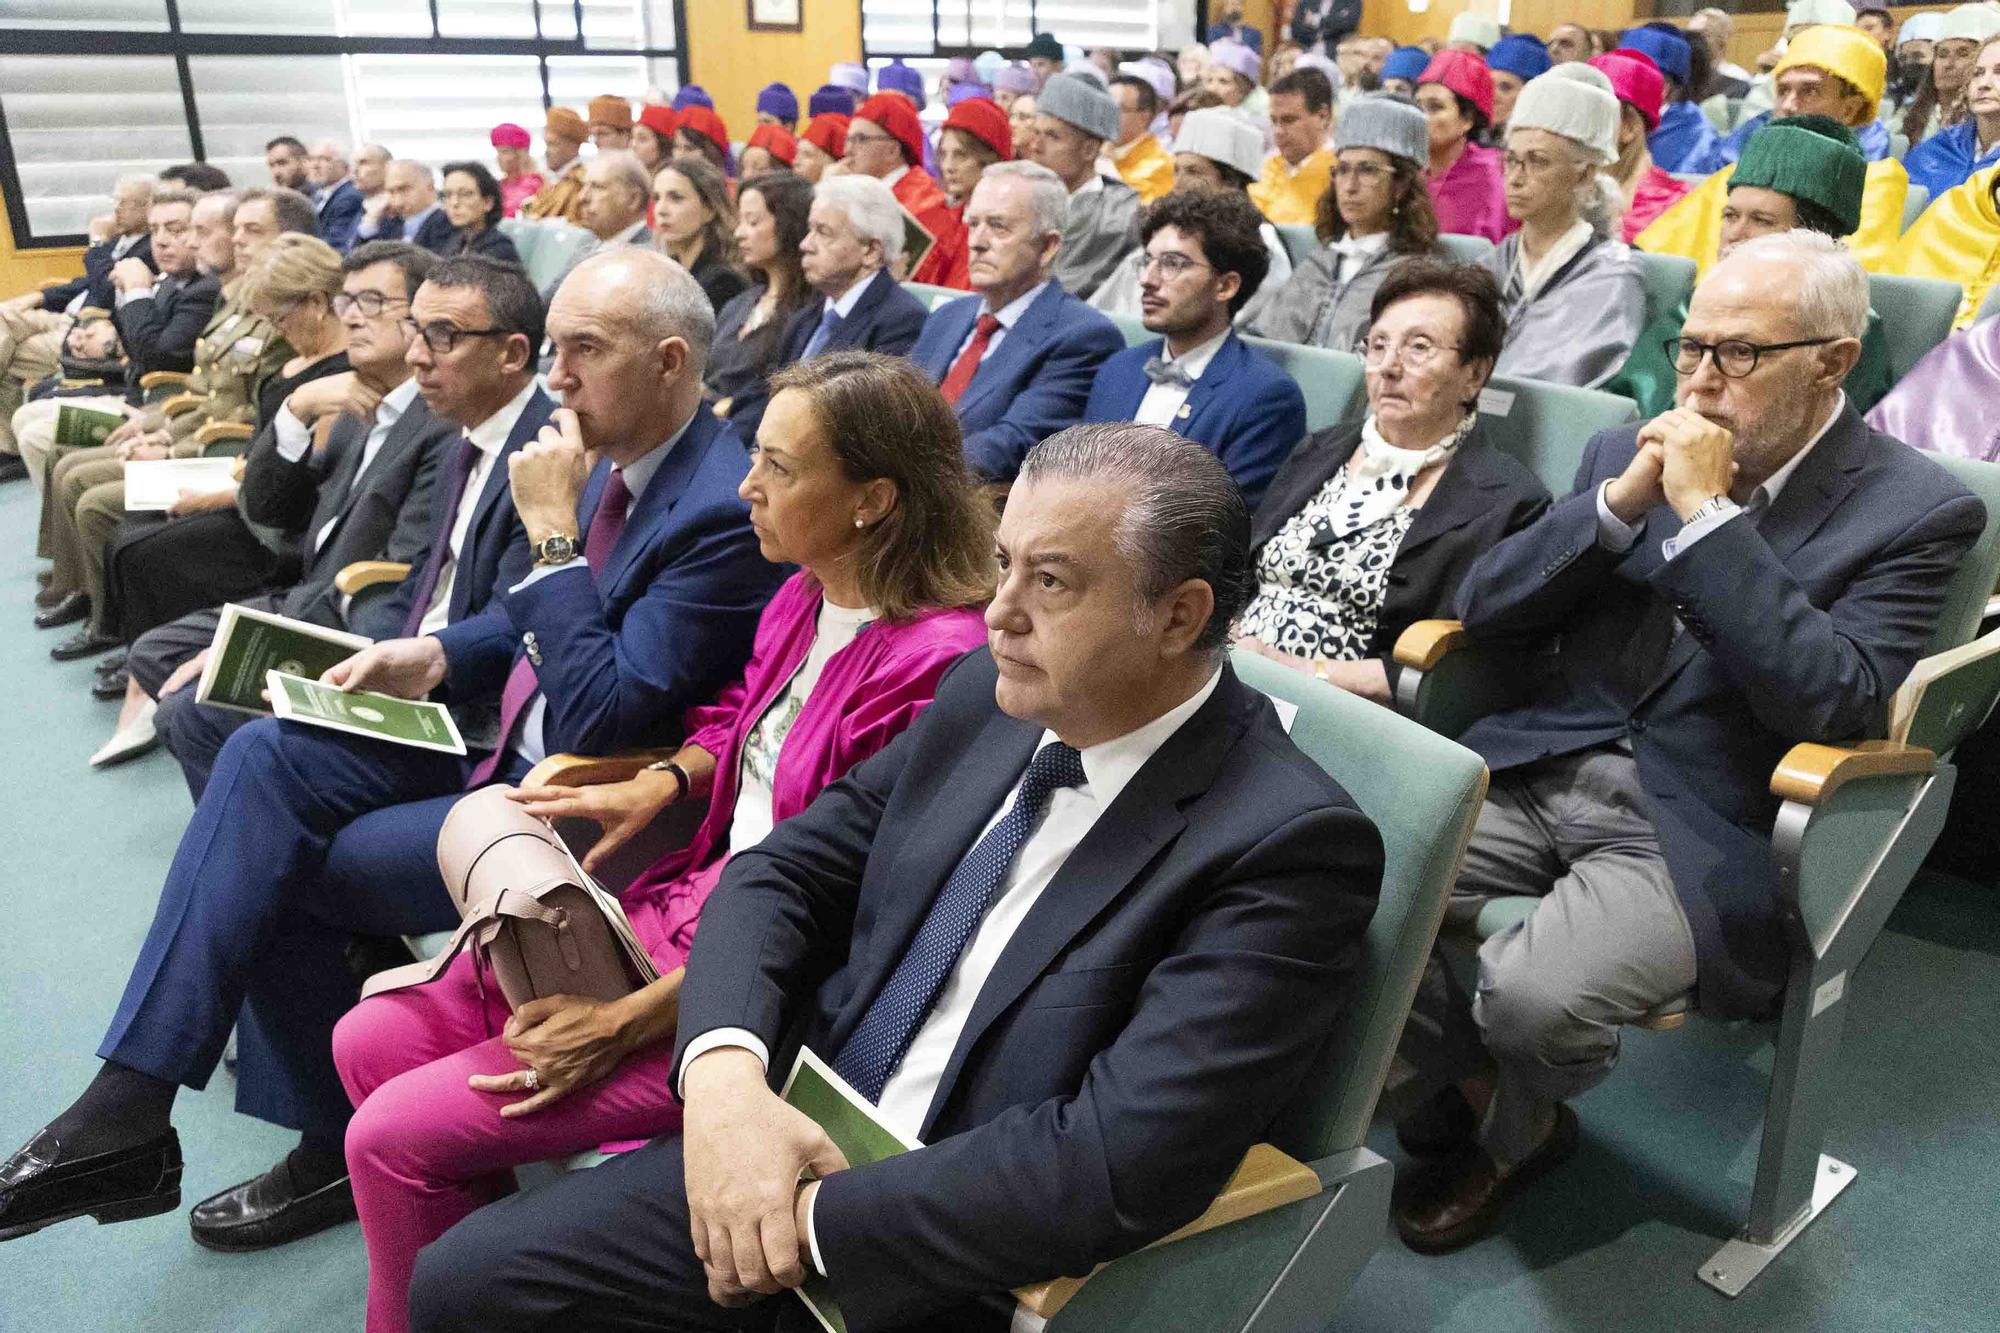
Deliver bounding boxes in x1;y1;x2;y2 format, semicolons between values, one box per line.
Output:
194;603;372;717
55;404;126;449
266;672;466;754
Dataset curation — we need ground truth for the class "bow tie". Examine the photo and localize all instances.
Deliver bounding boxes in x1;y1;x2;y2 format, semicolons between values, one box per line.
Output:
1142;356;1194;389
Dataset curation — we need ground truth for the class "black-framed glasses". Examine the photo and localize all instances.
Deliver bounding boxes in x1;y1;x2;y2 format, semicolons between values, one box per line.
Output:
400;318;508;354
333;291;408;318
1665;336;1837;378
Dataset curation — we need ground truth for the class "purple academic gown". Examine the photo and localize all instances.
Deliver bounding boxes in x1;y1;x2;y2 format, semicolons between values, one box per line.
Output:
1866;316;2000;463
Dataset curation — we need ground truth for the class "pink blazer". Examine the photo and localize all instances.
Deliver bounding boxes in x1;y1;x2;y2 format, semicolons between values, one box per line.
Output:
620;571;988;965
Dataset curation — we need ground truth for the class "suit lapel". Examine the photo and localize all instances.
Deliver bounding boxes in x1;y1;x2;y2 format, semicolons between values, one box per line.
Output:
957;284;1059;421
1396;435;1510;557
1177;333;1242;438
593;410;718;601
467;387;553;552
920;672;1254;1137
830;271;887;351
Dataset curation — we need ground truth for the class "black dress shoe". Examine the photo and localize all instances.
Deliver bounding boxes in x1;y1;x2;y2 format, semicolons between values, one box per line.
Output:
92;669;132;701
1396;1084;1477;1157
33;586;66;610
188;1158;356;1252
0;1129;182;1242
51;628;121;662
0;454;26;484
33;592;89;630
95;650;128;677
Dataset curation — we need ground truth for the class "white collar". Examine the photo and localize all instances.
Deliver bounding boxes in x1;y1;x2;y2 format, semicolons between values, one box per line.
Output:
1272;146;1324;176
1332;231;1389;259
373;376;421;432
1753;392;1845;508
615;406;697;502
1160;326;1231;379
982;279;1051;328
611;218;649;245
1072;174;1106;198
1038;667;1223;809
885;165;910;189
824;266;883;319
464;377;541;456
1516;219;1594;298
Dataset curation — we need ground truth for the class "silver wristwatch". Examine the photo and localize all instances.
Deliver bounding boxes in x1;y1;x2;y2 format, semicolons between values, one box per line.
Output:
1686;494;1736;526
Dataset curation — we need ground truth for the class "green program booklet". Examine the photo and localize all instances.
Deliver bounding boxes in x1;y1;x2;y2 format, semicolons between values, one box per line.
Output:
194;603;372;717
780;1048;923;1333
265;671;467;754
54;404;126;449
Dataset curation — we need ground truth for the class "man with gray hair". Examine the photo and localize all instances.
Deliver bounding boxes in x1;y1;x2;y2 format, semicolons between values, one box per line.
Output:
1030;71;1144;299
357;159;452;252
403;421;1384;1333
729;173;928;445
0;246;781;1252
908;160;1124;482
306;139;364;252
541;149;654;298
1391;230;1987;1254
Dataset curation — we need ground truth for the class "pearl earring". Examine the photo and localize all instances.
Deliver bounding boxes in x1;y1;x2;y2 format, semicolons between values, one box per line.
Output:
854;517;865;528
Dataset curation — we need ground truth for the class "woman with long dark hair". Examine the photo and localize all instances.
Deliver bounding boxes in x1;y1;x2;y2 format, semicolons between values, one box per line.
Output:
649;157;747;314
705;171;814;422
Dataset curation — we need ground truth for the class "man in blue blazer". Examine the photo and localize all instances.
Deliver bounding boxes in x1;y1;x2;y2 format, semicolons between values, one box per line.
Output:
0;252;780;1254
726;174;929;447
406;424;1383;1333
1082;189;1304;509
908;162;1124;482
1392;234;1987;1254
308;141;366;253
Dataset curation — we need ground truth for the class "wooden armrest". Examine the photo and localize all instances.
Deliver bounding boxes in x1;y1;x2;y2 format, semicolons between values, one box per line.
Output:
139;370;189;391
159;392;201;419
1011;1144;1320;1320
194;421;252;447
523;749;677;789
76;305;110;321
1392;619;1469;672
1770;739;1936;807
333;560;411;596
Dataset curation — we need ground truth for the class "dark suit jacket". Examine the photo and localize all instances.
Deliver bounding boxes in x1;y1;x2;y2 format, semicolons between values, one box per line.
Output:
908;282;1125;482
433;406;785;759
316;179;364;253
238;392;458;632
42;234;152;314
1083;332;1307;510
728;268;929;447
411;208;459;255
675;652;1383;1330
1252;422;1550;687
446;225;522;266
1456;405;1986;1017
112;271;222;404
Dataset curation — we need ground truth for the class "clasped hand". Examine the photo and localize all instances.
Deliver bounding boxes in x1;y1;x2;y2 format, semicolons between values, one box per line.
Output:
1605;408;1739;524
287;371;385;428
510;407;593;545
682;1049;849;1307
465;994;643;1117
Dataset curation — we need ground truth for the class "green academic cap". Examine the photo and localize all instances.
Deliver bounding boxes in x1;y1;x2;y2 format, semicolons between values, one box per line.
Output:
1729;114;1867;237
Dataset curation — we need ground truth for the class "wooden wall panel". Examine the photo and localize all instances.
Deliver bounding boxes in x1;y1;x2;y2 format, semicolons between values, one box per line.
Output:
0;206;85;296
686;2;862;138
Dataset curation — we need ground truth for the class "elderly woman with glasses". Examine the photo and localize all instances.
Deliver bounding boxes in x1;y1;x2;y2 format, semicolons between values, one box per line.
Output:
1477;63;1646;388
1236;259;1549;703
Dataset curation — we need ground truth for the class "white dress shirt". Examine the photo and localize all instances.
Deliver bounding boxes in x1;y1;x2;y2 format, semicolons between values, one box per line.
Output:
1132;326;1230;429
1594;392;1846;559
949;279;1050;366
680;667;1226;1279
273;377;422;555
417;377;540;636
502;413;689;767
818;265;883;325
1330;231;1388;285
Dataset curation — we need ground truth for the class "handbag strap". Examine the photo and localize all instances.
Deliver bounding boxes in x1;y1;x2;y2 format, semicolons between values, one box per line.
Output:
358;887;582;1001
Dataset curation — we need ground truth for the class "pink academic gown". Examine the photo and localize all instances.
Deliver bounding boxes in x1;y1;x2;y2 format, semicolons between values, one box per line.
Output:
1429;141;1516;243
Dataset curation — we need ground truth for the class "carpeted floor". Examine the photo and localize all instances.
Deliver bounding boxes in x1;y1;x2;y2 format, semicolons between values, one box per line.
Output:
1;476;1995;1332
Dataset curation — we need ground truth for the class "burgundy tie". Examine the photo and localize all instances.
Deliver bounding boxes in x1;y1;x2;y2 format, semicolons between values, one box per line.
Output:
938;313;1002;406
399;435;479;639
466;469;634;787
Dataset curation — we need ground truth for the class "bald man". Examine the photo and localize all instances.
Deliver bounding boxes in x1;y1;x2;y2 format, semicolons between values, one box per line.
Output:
542;150;654;297
307;140;364;252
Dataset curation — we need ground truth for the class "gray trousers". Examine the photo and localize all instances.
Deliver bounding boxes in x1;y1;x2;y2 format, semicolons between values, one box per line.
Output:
1400;746;1697;1164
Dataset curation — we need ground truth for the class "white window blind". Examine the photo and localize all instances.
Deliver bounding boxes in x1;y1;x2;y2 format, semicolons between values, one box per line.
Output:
187;56;352;185
0;0;164;30
0;55;193;236
859;0;1197;57
352;54;550;168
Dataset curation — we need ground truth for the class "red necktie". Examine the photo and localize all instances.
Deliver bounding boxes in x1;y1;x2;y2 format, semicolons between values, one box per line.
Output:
467;469;634;787
938;313;1003;405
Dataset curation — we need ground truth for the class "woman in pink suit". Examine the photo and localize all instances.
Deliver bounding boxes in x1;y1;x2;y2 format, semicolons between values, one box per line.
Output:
331;352;994;1333
1417;50;1518;242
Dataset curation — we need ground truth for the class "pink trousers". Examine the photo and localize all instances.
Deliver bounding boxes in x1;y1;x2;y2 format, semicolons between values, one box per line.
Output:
333;951;687;1333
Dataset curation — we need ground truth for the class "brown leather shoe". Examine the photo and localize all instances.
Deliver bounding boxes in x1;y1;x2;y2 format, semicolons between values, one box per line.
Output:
1393;1103;1579;1254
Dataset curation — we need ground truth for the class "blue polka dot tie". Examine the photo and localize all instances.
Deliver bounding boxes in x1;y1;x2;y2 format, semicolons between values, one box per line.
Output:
832;741;1088;1104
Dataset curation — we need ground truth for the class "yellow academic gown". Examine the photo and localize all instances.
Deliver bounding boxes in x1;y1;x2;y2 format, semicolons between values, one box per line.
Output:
1249;147;1334;227
1633;157;1910;276
1884;164;2000;329
1113;135;1176;205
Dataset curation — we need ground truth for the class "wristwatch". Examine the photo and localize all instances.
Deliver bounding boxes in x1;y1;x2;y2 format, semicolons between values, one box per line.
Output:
531;532;581;567
645;759;691;802
1686;494;1737;526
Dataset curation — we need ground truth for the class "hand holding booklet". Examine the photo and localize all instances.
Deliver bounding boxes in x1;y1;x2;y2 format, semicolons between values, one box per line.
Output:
124;457;239;511
195;603;371;716
266;671;467;755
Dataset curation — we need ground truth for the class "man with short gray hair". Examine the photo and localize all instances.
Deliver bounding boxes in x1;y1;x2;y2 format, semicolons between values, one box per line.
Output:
306;139;364;252
1392;230;1987;1254
908;160;1124;482
1030;72;1143;299
729;174;928;445
403;422;1384;1333
357;160;452;252
540;150;655;298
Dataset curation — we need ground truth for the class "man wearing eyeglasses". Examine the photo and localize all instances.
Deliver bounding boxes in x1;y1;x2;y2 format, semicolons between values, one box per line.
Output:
1390;229;1986;1255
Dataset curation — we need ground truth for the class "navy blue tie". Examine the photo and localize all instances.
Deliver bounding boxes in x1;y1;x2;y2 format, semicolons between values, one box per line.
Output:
832;741;1088;1104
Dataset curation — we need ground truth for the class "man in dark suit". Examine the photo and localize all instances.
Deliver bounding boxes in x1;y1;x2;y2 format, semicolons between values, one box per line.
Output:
1082;189;1305;509
110;242;454;777
540;151;655;298
307;140;365;253
1391;232;1987;1253
909;162;1123;483
108;187;223;404
403;423;1385;1333
729;174;928;446
0;250;780;1254
1206;0;1265;52
356;160;456;254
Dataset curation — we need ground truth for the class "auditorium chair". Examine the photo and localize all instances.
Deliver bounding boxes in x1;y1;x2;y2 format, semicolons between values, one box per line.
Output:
1275;223;1317;270
1869;272;1963;382
901;280;961;311
1438;233;1496;265
497;216;545;275
524;646;1491;1332
1476;372;1640;498
1387;452;2000;1296
1240;338;1366;432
